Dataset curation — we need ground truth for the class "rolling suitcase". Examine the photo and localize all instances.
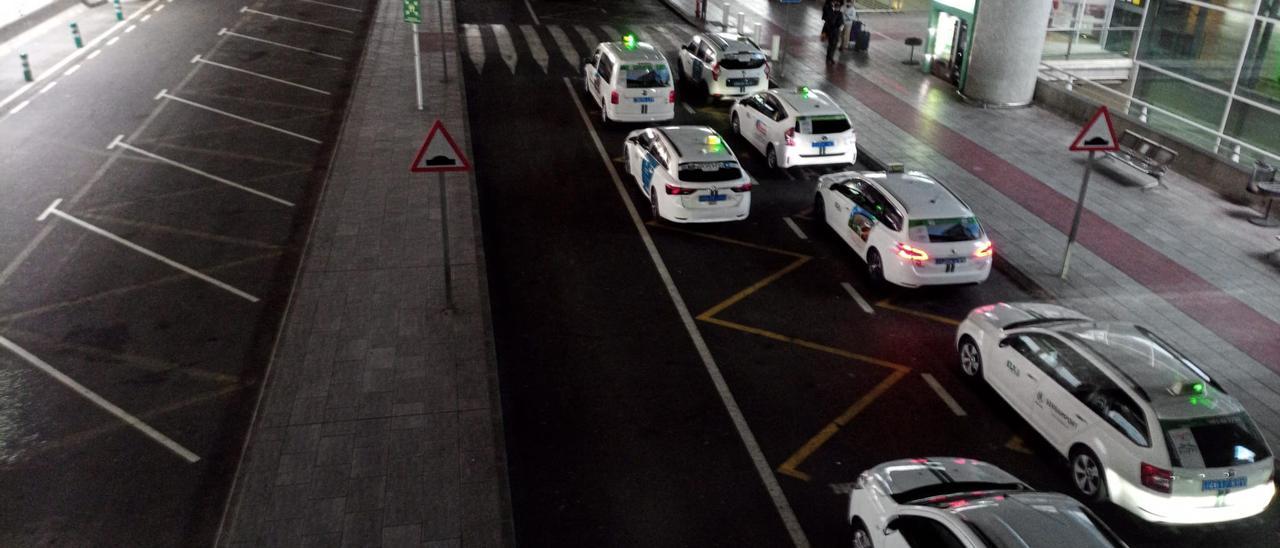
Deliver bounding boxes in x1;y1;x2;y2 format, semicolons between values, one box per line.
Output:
848;20;863;43
855;28;871;52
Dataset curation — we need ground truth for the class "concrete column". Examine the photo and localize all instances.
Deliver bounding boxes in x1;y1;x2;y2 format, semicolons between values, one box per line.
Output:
961;0;1053;107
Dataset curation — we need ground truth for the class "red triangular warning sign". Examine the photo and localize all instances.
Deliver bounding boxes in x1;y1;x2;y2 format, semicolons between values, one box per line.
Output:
411;120;471;173
1069;106;1119;152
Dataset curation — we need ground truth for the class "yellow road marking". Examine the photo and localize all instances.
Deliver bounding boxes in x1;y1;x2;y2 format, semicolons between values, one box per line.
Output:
778;368;909;481
875;298;961;326
700;317;909;373
697;257;810;320
649;222;811;258
1005;435;1033;455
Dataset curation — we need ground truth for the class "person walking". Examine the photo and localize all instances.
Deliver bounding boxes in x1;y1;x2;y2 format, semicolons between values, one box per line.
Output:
839;1;859;51
823;0;843;63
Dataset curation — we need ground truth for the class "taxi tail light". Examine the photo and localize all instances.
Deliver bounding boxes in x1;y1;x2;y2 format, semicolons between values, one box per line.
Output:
732;182;753;192
784;128;795;147
610;90;619;104
1141;462;1173;493
665;184;696;195
712;62;721;81
764;61;771;82
894;242;929;261
668;89;676;103
974;242;994;258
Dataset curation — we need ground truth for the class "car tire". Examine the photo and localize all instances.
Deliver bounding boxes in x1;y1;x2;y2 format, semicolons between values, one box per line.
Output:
959;336;982;379
850;517;873;548
767;145;779;171
650;189;661;222
866;248;886;287
600;100;609;125
1070;446;1107;503
731;112;741;136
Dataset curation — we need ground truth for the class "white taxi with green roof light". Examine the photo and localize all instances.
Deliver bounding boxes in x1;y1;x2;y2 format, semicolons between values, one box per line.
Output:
847;457;1127;548
583;34;676;124
730;87;856;170
623;126;751;223
955;303;1276;524
813;167;992;287
677;32;770;100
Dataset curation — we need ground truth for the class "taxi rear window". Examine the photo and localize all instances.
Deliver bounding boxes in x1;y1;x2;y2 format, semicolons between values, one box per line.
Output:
796;115;851;135
623;64;671;88
1161;413;1271;468
908;217;983;243
679;161;742;182
720;51;767;70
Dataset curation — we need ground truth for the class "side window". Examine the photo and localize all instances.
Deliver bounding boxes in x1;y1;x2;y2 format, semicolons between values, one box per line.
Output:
1011;334;1097;398
651;140;671;168
892;516;967;548
882;206;904;232
633;130;654;149
862;186;896;227
684;38;698;53
848;181;872;210
1087;384;1150;446
766;97;788;121
833;184;857;201
698;42;717;64
598;55;614;82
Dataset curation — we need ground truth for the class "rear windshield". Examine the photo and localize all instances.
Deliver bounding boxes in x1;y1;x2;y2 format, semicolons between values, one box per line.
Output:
961;505;1123;548
720;51;767;70
623;64;670;88
908;217;983;243
678;161;742;182
796;115;851;135
1162;413;1271;468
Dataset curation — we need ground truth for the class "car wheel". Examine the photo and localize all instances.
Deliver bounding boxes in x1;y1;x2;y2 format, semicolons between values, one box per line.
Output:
767;145;779;171
959;336;982;378
731;112;741;136
1070;446;1107;503
650;190;660;222
600;100;609;125
850;517;873;548
866;248;886;287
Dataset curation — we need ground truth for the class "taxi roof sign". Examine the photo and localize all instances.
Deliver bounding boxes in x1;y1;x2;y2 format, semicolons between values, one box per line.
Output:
1069;106;1120;152
411;120;471;173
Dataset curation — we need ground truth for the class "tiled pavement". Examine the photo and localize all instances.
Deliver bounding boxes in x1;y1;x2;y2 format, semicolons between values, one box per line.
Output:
665;0;1280;445
217;1;512;546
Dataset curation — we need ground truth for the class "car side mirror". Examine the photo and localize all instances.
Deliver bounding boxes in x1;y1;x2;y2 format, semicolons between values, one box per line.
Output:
998;337;1012;348
883;516;900;535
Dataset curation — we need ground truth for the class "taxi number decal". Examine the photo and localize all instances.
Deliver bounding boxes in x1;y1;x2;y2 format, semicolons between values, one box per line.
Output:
1005;360;1020;377
755;120;767;135
640;154;659;192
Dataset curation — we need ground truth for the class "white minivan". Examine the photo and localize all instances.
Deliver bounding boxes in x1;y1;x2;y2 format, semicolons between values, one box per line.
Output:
583;37;676;124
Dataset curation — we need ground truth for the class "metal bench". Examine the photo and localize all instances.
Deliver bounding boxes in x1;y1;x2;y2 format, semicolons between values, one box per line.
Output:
1104;130;1178;191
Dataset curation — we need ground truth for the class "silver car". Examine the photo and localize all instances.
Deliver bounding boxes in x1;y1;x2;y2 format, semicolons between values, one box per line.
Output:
847;457;1126;548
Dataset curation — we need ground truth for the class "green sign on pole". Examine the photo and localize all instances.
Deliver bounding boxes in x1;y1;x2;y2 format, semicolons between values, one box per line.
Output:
403;0;421;23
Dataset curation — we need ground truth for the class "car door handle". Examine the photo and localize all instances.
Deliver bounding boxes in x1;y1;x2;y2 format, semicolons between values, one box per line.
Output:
1074;414;1088;424
1025;372;1035;380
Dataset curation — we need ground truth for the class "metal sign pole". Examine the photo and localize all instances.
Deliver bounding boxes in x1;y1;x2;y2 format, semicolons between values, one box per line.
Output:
437;0;448;82
413;23;423;110
1060;150;1095;278
439;172;454;311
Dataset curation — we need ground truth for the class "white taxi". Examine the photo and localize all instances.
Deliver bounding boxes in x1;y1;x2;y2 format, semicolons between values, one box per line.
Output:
623;126;751;223
730;87;856;170
583;35;676;124
677;32;770;100
956;302;1276;524
847;457;1126;548
813;167;992;287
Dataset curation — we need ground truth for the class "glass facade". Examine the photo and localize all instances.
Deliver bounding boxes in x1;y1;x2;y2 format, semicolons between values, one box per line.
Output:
1045;0;1280;163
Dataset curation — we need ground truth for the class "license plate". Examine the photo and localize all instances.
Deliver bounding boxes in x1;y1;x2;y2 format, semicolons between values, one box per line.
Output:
634;97;655;103
698;193;728;203
1202;478;1247;491
727;78;757;87
935;257;967;265
812;141;833;149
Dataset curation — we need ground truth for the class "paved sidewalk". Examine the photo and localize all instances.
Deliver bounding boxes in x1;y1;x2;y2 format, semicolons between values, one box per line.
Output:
217;0;512;546
0;0;125;104
665;0;1280;446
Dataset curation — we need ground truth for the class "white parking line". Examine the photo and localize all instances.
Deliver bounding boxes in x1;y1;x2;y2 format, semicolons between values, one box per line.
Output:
125;24;137;33
218;28;344;61
298;0;363;12
9;100;30;114
192;55;330;95
38;199;260;303
142;14;152;22
563;76;810;547
546;25;577;70
240;7;355;34
64;63;82;76
922;373;968;417
38;81;57;94
681;103;695;115
783;216;808;240
523;0;541;26
840;282;874;314
87;49;102;60
155;89;321;143
109;135;296;207
155;4;165;11
106;36;120;46
0;334;201;463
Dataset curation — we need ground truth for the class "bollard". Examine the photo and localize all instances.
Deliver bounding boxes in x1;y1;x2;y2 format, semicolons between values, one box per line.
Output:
71;22;83;48
722;2;730;29
20;53;32;82
737;12;745;32
1231;144;1242;163
1139;105;1148;124
113;0;124;21
771;35;781;61
1065;76;1073;92
753;22;762;45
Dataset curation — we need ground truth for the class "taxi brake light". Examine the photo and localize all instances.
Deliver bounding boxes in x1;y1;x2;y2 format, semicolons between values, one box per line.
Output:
1141;462;1172;493
610;90;619;105
712;62;721;81
665;184;696;195
974;242;994;258
668;89;676;103
732;182;752;192
895;242;929;261
784;128;795;147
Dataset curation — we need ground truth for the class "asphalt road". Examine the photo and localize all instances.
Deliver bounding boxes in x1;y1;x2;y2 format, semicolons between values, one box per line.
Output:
0;0;374;545
461;0;1280;546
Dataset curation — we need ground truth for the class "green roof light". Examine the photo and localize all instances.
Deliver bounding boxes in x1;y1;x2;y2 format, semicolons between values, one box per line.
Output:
622;33;637;50
798;86;811;98
1192;382;1204;394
